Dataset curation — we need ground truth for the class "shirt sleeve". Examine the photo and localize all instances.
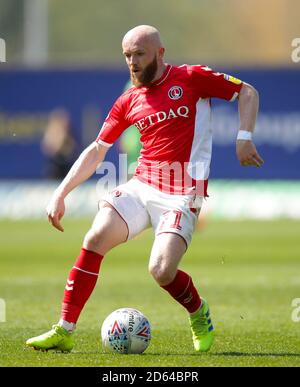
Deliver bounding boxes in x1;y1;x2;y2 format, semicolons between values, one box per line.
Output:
95;95;129;147
189;65;243;102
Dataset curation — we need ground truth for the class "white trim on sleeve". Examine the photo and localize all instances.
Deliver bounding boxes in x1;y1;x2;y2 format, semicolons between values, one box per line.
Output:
96;139;113;147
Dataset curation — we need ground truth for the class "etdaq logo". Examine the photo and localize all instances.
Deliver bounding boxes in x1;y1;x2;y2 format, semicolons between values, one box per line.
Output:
0;38;6;62
134;106;189;132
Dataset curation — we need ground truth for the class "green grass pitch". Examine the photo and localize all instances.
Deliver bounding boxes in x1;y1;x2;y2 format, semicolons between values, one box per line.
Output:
0;218;300;367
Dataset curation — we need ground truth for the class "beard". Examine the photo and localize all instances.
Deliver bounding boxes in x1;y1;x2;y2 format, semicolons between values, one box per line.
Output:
130;55;158;87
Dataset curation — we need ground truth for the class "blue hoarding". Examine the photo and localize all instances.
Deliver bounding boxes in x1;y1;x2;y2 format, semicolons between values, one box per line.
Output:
0;67;299;179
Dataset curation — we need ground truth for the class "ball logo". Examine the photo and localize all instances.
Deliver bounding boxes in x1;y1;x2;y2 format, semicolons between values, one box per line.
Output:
111;320;122;334
136;326;150;338
168;86;183;100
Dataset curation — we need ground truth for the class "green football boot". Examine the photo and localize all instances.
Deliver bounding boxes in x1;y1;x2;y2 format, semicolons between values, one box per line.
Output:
189;299;214;352
26;324;74;352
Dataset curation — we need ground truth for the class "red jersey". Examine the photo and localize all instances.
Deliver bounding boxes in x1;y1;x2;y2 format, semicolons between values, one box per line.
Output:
96;64;243;196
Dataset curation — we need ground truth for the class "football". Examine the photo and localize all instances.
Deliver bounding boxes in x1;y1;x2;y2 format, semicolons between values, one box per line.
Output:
101;308;151;354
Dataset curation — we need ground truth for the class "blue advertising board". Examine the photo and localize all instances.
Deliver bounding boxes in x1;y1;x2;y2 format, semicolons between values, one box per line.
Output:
0;67;299;179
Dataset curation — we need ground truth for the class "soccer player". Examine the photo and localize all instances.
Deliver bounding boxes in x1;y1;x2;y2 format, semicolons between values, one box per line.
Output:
26;25;264;353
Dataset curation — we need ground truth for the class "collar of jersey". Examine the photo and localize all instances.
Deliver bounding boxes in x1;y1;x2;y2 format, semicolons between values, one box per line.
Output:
139;64;172;91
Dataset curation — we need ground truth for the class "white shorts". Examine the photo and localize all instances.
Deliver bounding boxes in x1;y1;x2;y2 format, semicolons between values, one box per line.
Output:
100;178;202;247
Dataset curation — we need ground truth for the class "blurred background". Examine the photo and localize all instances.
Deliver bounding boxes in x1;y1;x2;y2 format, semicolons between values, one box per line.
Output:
0;0;300;367
0;0;300;220
2;2;300;366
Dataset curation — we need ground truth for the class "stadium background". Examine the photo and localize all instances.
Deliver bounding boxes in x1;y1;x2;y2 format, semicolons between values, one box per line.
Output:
1;0;300;220
0;0;300;367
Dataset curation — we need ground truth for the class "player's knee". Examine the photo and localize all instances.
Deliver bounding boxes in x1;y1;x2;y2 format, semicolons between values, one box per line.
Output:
83;225;115;254
83;208;128;254
83;228;104;254
148;260;175;286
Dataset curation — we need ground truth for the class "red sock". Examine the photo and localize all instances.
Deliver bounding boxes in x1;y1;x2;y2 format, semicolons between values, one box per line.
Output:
61;248;104;323
161;270;201;313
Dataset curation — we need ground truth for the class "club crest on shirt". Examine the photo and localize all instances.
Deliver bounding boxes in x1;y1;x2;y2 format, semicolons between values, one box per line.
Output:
168;86;183;100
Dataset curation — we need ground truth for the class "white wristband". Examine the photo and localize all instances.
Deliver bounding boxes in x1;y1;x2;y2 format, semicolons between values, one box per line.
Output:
237;130;252;141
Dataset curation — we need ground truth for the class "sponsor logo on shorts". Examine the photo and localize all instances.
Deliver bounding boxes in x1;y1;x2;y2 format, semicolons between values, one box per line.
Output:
113;190;122;197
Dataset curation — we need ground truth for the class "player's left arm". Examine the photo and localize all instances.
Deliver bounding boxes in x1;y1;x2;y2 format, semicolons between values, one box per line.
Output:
190;65;264;168
236;82;264;167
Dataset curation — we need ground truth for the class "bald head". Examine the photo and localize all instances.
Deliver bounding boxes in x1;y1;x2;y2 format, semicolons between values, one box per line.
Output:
122;25;163;49
122;25;166;87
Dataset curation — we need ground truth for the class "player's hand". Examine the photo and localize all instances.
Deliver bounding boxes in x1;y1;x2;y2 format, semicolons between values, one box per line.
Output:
46;194;65;232
236;140;264;167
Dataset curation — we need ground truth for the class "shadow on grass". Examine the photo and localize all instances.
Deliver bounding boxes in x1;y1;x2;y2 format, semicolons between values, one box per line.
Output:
78;353;300;359
37;350;300;358
211;352;300;358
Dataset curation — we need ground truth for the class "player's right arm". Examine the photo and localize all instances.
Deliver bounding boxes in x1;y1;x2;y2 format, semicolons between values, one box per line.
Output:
48;94;130;232
47;142;108;232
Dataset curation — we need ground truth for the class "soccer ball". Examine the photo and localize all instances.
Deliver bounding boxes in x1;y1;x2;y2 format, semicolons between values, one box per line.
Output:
101;308;151;354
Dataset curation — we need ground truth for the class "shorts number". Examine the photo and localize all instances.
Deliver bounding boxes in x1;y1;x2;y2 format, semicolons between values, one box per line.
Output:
159;210;183;231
